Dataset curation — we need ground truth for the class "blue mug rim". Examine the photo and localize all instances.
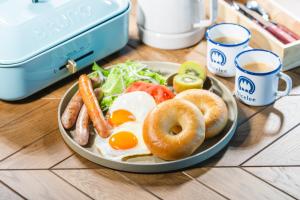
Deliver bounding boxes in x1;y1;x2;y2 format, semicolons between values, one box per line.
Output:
206;23;251;47
234;49;282;76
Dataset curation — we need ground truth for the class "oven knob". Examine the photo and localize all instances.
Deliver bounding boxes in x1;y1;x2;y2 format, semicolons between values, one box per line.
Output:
66;60;77;74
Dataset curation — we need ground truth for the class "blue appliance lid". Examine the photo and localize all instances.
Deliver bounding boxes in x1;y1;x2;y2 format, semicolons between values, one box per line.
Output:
0;0;129;66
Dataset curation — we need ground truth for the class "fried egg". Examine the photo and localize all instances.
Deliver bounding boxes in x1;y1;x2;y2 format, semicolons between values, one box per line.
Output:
96;91;156;160
108;91;156;126
95;122;151;160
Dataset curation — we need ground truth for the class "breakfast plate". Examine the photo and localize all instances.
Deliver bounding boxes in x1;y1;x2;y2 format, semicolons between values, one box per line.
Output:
58;61;237;173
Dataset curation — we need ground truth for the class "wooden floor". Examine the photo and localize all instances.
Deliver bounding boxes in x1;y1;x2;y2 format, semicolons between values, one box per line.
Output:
1;1;300;199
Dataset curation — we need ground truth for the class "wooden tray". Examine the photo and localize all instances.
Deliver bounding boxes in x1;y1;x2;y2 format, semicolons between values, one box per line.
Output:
207;0;300;71
57;61;238;173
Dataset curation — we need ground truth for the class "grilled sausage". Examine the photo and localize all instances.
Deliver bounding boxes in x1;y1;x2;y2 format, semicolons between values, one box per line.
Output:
74;105;89;145
61;91;83;129
79;75;110;138
61;75;102;129
74;88;103;146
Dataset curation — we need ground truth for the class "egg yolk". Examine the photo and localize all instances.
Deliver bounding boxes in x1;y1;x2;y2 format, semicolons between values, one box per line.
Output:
109;109;135;126
109;131;138;150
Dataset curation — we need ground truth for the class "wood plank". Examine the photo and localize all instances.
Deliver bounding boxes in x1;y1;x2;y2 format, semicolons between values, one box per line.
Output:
244;124;300;166
53;153;225;200
0;100;60;161
245;167;300;199
104;45;142;64
186;168;293;200
291;67;300;76
0;181;24;200
53;169;157;200
0;130;73;169
200;96;300;166
280;70;300;95
0;170;90;200
53;154;100;169
121;172;226;200
0;99;48;128
41;80;76;100
128;44;183;62
289;68;300;95
53;154;225;200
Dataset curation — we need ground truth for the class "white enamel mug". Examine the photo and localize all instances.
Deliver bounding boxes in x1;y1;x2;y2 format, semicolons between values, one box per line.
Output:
235;49;292;106
206;23;251;77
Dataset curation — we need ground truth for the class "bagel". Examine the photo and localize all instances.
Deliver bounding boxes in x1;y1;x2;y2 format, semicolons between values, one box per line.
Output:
176;89;228;138
143;99;205;160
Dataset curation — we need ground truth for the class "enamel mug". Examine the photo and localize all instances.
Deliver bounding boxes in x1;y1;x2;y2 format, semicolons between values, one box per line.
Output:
206;23;251;77
234;49;292;106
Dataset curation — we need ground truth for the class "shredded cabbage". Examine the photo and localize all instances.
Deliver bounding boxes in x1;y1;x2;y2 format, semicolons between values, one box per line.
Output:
92;61;166;111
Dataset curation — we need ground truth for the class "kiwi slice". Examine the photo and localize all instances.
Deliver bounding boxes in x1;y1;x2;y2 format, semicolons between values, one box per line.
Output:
173;74;203;93
178;61;207;81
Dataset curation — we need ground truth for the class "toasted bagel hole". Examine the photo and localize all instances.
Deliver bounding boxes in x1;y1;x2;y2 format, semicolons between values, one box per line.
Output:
170;124;182;135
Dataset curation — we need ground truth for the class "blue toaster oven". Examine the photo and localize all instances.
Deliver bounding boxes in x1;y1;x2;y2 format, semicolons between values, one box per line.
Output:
0;0;130;100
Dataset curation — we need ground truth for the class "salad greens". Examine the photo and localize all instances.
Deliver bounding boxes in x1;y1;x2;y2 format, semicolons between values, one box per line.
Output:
92;61;166;111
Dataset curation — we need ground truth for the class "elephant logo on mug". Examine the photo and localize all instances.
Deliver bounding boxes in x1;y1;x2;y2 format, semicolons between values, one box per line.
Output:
210;48;226;66
238;76;255;94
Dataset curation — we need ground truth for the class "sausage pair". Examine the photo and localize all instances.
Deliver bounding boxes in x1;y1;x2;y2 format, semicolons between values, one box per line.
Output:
73;88;103;146
61;75;106;146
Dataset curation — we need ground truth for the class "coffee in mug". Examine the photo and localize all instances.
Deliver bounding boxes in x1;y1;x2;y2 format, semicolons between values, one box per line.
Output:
235;49;292;106
206;23;251;77
243;62;274;73
213;37;243;45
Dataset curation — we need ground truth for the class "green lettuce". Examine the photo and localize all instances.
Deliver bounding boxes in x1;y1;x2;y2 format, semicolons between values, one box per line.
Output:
92;61;166;111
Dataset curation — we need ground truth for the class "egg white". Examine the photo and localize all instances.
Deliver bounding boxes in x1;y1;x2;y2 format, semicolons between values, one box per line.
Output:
95;122;151;161
96;91;156;161
109;91;156;122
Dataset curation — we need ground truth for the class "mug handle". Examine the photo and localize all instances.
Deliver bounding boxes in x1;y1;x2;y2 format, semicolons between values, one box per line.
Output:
276;72;292;97
193;0;218;28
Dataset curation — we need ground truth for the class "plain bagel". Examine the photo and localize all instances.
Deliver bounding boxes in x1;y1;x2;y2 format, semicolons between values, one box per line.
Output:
176;89;228;138
143;99;205;161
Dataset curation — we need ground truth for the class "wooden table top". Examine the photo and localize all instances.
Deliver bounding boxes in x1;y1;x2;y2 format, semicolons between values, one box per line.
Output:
1;1;300;199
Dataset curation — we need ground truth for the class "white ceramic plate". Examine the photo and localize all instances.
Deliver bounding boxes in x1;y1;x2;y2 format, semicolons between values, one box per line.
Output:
58;61;238;173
